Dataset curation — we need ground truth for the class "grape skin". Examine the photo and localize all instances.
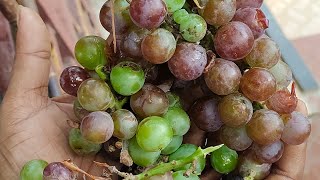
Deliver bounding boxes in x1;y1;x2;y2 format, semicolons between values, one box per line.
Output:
112;109;138;140
240;68;276;102
269;60;293;89
233;7;269;39
59;66;90;96
121;27;150;58
199;0;236;27
129;0;167;29
220;125;253;151
218;93;253;127
246;109;284;145
214;21;254;61
281;111;311;145
204;58;242;95
43;162;75;180
141;28;176;64
238;152;271;180
251;140;284;164
168;43;207;81
244;37;280;69
189;97;223;132
266;88;298;114
80;111;114;144
236;0;263;9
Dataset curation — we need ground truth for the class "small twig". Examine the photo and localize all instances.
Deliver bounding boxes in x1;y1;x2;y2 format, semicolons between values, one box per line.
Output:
66;119;80;129
61;159;109;180
110;0;117;53
94;161;135;179
120;140;133;167
203;52;216;73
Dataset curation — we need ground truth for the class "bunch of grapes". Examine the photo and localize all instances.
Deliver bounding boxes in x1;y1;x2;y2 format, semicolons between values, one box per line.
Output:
20;0;311;179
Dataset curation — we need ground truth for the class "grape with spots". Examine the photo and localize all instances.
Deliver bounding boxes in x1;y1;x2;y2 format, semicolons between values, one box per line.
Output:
214;21;254;61
204;58;242;95
59;66;90;96
269;60;293;89
220;125;253;151
246;109;284;145
43;162;76;180
112;109;138;140
251;140;284;164
121;27;150;58
168;43;207;81
238;152;271;180
80;111;114;144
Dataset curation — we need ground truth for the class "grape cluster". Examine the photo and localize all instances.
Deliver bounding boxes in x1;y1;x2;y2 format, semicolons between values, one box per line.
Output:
20;0;311;179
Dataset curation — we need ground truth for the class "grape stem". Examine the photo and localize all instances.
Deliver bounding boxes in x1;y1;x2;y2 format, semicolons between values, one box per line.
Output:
114;97;129;110
120;140;134;166
133;145;224;179
95;65;109;81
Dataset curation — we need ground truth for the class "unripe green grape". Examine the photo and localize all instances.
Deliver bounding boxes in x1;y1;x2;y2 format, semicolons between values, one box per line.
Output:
68;128;102;156
128;136;161;167
180;14;207;42
166;92;182;109
163;107;190;136
161;136;183;155
210;145;238;174
20;159;48;180
75;36;107;70
136;116;173;152
110;61;145;96
165;0;186;13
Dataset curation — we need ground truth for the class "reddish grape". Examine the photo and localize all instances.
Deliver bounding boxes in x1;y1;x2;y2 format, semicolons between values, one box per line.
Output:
238;152;271;180
232;7;269;39
121;27;150;58
80;111;114;144
251;140;284;164
240;68;276;102
220;125;253;151
214;21;254;61
236;0;263;9
100;0;133;34
281;111;311;145
188;97;223;132
129;0;167;29
199;0;236;27
141;28;176;64
266;83;298;114
130;84;169;118
59;66;90;96
204;58;242;95
112;109;138;140
218;93;253;127
43;162;76;180
168;43;207;81
246;109;284;145
245;37;280;68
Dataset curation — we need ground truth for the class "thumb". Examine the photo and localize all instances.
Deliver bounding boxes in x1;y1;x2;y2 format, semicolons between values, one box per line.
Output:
6;6;51;97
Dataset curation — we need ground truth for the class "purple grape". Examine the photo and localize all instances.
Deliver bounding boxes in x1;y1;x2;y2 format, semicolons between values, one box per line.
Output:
60;66;90;96
43;162;76;180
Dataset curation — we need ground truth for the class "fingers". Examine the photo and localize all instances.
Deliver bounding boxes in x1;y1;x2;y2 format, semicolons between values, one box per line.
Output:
267;99;308;180
6;6;51;97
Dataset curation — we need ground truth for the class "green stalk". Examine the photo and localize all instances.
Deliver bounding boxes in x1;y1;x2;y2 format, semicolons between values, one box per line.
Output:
95;64;108;81
134;145;224;179
114;97;129;110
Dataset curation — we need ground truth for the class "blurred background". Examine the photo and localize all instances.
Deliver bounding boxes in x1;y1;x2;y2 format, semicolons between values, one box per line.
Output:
0;0;319;178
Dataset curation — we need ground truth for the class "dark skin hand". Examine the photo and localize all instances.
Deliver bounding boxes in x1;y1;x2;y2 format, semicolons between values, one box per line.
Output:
0;6;307;179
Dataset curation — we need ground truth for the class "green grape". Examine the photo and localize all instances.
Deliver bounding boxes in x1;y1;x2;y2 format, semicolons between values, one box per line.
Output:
210;145;238;174
128;136;161;167
20;159;48;180
68;128;102;156
165;0;186;13
163;107;190;136
112;109;138;140
166;92;182;108
110;61;145;96
136;116;173;152
172;171;200;180
173;9;189;24
169;144;206;174
161;135;183;155
75;36;107;70
77;78;116;111
73;99;90;123
179;14;207;42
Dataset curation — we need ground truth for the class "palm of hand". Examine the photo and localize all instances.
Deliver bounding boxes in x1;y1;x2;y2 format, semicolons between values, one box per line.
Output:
0;89;103;179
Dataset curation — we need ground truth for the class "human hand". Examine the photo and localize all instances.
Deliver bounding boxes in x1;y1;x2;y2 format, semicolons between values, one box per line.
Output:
0;6;104;179
266;99;308;180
